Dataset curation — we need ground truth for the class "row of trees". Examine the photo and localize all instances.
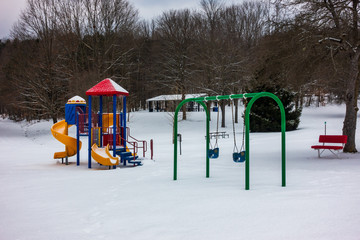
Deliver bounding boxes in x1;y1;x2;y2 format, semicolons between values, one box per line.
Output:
0;0;359;152
1;0;139;122
0;0;270;122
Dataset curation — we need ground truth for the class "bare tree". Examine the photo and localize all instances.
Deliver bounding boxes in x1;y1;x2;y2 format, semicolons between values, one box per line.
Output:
7;0;139;123
11;0;69;123
281;0;360;152
156;9;198;120
196;0;267;127
81;0;138;79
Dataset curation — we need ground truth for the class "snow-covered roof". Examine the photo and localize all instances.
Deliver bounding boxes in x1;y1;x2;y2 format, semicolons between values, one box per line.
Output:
67;96;86;104
146;93;207;102
86;78;129;96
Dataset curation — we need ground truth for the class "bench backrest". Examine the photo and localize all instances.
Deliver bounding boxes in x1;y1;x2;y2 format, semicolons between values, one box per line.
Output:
319;135;347;144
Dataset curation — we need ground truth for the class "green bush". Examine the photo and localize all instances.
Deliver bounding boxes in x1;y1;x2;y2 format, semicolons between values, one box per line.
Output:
247;84;302;132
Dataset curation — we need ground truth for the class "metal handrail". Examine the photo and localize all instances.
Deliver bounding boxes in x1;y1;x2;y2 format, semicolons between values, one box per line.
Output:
106;133;138;161
124;127;148;157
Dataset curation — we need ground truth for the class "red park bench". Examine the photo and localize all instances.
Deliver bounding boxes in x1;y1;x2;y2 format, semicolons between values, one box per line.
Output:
311;135;347;158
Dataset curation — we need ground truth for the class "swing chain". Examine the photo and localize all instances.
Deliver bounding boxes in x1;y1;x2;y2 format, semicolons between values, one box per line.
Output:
208;97;221;159
231;99;239;153
240;94;248;152
214;97;220;148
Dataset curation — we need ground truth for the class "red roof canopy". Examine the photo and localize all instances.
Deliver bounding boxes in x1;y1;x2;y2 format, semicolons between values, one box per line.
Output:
86;78;129;96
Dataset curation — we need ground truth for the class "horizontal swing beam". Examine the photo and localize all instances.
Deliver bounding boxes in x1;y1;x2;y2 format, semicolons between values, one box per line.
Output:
188;93;258;103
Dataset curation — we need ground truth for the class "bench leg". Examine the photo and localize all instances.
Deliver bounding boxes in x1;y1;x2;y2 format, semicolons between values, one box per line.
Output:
328;149;340;159
318;149;326;158
317;149;340;158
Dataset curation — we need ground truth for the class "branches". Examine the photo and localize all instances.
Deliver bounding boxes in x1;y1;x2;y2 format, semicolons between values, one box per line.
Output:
4;0;140;122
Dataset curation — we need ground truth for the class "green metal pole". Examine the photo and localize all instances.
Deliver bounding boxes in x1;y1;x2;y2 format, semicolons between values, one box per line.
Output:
173;103;181;180
245;95;250;190
206;105;210;178
197;100;210;178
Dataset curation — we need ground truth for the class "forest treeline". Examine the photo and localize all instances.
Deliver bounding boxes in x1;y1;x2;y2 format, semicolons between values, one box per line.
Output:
0;0;359;152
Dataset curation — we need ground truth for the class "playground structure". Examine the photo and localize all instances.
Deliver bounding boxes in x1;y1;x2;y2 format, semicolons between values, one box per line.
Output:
51;96;86;165
173;92;286;190
51;78;153;168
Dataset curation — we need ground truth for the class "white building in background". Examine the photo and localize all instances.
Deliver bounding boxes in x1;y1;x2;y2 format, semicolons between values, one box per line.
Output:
146;94;209;112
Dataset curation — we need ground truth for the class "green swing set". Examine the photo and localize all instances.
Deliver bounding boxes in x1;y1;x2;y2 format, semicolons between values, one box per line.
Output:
173;92;286;190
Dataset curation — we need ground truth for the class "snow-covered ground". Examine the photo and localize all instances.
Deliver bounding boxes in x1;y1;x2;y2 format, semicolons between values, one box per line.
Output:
1;104;360;240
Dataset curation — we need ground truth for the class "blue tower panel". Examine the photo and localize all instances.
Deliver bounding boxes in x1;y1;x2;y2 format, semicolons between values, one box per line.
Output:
65;104;86;124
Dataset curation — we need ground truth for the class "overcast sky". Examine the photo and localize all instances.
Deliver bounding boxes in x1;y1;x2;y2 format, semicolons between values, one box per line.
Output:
0;0;26;39
0;0;208;39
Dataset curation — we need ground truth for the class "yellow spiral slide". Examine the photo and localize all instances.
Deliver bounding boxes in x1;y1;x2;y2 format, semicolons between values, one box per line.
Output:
51;120;81;159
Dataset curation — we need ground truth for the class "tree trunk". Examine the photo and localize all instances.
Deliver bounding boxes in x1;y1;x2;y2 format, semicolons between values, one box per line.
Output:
52;115;58;124
181;93;187;120
220;100;226;128
234;98;239;124
342;52;360;153
206;101;211;121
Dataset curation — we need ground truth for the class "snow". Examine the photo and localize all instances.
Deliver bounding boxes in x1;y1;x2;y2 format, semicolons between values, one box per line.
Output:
1;104;360;240
109;79;129;95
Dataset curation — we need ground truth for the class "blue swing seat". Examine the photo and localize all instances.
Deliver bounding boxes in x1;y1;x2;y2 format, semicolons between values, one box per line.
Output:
209;147;219;159
233;151;246;163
